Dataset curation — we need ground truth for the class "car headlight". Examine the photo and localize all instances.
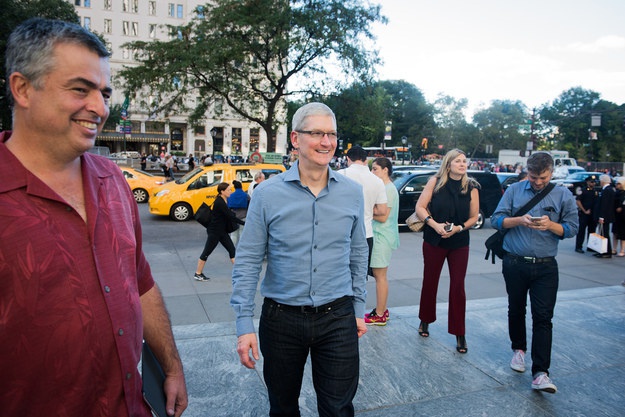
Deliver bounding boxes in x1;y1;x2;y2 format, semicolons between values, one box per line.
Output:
155;189;170;197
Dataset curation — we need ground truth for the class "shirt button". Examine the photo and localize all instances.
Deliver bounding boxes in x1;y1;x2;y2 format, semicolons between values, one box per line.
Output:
118;328;124;336
126;372;132;380
313;268;317;272
104;286;111;293
314;245;318;249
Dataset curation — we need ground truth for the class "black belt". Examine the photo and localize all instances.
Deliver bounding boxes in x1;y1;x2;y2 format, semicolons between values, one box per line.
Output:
266;295;351;314
506;254;555;264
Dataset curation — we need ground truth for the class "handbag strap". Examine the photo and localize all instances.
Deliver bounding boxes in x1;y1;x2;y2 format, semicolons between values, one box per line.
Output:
499;182;556;238
513;182;555;217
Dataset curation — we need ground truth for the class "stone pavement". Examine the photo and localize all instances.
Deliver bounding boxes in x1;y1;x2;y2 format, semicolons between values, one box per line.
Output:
138;204;625;416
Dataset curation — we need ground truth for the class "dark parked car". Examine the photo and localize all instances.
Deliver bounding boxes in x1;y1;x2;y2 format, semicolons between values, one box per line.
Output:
393;170;503;229
496;172;521;191
552;171;603;195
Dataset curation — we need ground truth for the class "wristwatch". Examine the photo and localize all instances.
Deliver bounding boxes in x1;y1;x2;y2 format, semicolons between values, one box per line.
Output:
458;224;465;231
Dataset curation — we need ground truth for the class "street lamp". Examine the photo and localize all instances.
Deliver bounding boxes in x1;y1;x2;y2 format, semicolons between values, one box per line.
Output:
401;136;407;165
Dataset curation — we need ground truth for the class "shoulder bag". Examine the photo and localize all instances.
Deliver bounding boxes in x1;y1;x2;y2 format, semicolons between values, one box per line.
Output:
194;202;213;228
485;183;555;263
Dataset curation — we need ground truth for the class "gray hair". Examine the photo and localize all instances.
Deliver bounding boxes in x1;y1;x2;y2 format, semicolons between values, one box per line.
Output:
599;174;611;185
291;102;336;132
5;18;110;106
526;152;554;174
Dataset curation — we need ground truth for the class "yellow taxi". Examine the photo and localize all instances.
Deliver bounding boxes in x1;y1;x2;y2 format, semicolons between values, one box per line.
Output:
148;163;285;221
119;167;167;204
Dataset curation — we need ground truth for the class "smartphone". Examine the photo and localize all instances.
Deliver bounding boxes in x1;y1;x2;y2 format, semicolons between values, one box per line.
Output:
529;216;542;221
444;223;454;232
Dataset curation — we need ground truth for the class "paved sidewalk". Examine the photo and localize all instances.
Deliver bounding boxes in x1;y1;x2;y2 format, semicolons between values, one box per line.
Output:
138;205;625;416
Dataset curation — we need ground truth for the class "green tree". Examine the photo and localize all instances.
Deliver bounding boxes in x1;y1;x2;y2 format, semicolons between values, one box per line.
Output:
0;0;79;130
320;82;388;149
472;100;529;157
539;87;600;158
119;0;385;152
432;94;473;153
377;80;435;151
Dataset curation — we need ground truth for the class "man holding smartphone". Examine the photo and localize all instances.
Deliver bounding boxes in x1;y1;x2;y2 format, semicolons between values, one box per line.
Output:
491;152;578;394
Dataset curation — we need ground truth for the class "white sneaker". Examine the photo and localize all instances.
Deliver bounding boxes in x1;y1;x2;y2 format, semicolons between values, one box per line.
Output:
532;372;557;393
510;349;525;373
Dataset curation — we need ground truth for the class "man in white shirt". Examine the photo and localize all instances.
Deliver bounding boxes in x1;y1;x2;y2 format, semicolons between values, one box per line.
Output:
247;171;265;198
339;145;388;275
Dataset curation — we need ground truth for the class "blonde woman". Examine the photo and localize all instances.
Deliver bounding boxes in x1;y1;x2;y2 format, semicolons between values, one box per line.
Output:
414;149;479;353
365;157;400;325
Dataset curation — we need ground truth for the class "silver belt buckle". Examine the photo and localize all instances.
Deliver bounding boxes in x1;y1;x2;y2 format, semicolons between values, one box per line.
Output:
523;256;535;263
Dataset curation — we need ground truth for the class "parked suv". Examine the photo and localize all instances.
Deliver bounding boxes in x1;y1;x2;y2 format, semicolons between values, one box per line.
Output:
149;163;285;221
393;169;503;229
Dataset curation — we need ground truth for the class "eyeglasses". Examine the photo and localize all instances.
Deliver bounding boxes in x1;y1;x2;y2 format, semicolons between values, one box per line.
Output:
296;130;339;140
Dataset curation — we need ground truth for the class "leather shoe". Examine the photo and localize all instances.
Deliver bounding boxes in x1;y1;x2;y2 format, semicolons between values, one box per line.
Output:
594;253;612;258
575;248;584;253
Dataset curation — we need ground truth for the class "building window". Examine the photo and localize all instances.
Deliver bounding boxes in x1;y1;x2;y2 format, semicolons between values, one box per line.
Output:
123;21;129;36
84;0;91;7
149;24;156;38
194;126;206;135
177;4;184;18
123;48;130;59
149;1;156;16
249;129;260;151
131;22;138;37
168;3;175;17
104;0;112;10
75;0;81;6
131;0;138;13
196;5;205;18
83;17;91;31
104;19;112;34
123;0;129;12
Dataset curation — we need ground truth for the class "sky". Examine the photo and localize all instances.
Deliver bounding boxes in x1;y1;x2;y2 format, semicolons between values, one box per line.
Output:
372;0;625;116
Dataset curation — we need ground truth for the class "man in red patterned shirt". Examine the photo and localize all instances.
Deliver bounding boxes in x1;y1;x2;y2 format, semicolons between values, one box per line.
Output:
0;18;187;416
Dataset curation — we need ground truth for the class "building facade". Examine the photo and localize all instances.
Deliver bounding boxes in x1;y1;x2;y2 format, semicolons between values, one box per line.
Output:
70;0;288;158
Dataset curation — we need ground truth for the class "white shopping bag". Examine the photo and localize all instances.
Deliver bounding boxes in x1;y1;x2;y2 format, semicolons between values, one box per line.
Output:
588;225;608;254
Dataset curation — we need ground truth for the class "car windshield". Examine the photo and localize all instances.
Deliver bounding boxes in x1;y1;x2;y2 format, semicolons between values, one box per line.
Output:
177;167;203;184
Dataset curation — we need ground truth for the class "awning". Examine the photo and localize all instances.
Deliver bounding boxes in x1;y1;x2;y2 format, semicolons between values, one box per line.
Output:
96;133;169;143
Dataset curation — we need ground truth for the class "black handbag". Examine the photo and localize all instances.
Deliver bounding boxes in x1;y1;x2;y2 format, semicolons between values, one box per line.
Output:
194;202;213;228
485;183;555;264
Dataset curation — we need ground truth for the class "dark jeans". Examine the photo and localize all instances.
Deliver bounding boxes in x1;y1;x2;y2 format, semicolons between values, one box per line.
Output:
259;297;359;417
503;255;559;376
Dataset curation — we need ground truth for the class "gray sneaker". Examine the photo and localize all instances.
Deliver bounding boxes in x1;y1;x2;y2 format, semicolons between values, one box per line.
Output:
510;349;525;373
193;273;209;281
532;372;557;393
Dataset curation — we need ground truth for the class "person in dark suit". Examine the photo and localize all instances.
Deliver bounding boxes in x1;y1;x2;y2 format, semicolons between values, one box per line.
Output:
574;175;599;253
594;174;616;258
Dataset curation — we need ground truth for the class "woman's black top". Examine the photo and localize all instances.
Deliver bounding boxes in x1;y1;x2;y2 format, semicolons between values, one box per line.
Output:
423;178;474;249
208;196;243;234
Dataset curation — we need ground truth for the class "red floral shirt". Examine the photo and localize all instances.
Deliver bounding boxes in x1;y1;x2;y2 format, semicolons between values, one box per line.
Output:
0;132;153;417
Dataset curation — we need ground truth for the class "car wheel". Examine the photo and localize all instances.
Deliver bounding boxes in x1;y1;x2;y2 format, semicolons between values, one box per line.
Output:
170;203;192;221
133;188;148;204
472;210;484;229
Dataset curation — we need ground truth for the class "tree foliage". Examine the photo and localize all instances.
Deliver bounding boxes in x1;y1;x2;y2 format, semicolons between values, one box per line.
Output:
0;0;79;130
119;0;385;151
472;100;529;156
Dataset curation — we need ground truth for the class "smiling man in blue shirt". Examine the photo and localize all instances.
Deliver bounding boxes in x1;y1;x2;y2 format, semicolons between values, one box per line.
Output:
231;102;368;417
491;152;578;394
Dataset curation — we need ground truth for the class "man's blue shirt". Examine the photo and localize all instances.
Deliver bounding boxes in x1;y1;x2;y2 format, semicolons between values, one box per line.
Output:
231;160;368;336
228;188;249;209
491;180;578;257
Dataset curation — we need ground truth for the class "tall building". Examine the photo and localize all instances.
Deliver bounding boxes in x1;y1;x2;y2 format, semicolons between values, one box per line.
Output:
70;0;288;159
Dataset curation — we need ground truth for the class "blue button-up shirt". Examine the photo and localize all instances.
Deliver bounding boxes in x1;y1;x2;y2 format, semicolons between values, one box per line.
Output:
231;160;368;336
491;180;578;257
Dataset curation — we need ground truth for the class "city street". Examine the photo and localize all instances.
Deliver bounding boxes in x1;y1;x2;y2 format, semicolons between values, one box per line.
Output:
138;202;625;326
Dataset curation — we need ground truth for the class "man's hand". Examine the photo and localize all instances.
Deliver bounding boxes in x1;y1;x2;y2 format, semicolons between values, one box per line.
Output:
163;373;188;417
356;317;367;338
237;333;260;369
